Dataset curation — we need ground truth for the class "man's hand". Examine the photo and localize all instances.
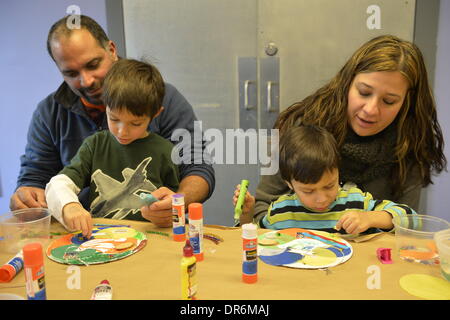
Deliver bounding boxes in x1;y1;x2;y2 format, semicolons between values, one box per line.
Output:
63;202;93;238
10;186;47;210
140;187;174;227
141;176;210;227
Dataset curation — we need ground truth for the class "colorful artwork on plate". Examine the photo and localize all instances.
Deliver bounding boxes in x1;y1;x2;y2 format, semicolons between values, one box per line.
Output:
258;228;353;269
46;226;147;265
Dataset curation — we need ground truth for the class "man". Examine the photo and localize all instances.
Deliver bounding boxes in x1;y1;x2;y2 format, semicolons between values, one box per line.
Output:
10;15;215;227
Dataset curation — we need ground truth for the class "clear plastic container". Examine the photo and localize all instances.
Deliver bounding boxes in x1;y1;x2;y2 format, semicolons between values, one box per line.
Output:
0;208;51;254
393;215;450;265
434;228;450;281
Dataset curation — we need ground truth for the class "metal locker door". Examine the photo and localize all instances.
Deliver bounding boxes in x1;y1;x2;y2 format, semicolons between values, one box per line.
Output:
258;0;415;113
122;0;260;226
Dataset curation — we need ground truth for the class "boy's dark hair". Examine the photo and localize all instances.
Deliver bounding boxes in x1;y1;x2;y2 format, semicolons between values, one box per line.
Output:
102;59;165;118
47;15;110;61
279;125;340;184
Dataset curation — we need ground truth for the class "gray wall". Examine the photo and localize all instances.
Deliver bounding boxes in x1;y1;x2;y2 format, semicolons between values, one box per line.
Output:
0;0;449;222
0;0;107;214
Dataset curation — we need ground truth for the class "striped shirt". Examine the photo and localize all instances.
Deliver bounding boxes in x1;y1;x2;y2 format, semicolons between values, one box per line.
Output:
261;187;416;232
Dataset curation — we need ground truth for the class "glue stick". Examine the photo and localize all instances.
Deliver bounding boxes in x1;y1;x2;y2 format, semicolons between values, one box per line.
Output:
91;280;113;300
242;223;258;284
0;251;24;283
172;194;186;242
23;242;47;300
188;203;204;262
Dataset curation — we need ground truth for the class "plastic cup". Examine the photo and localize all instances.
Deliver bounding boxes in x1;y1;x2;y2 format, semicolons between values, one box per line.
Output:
393;215;450;265
0;208;51;254
434;229;450;281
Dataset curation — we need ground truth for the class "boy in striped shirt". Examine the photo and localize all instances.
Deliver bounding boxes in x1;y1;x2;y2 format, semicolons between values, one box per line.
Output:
233;125;416;234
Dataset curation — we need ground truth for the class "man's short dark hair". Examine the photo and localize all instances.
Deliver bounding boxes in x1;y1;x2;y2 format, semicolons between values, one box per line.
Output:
102;59;165;118
47;15;110;60
279;125;340;184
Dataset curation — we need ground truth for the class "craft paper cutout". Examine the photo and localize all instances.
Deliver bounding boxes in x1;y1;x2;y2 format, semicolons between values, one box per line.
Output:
46;226;147;265
259;250;303;266
399;274;450;300
399;241;439;265
258;228;353;269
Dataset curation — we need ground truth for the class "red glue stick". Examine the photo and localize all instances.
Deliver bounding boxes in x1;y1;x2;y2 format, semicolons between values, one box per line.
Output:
23;242;47;300
188;203;204;262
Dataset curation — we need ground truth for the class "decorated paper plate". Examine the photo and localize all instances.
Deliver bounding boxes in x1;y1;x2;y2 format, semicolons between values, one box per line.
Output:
258;228;353;269
46;226;147;265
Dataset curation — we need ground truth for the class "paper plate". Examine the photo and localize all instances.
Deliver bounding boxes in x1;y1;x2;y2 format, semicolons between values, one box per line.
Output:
258;228;353;269
46;226;147;265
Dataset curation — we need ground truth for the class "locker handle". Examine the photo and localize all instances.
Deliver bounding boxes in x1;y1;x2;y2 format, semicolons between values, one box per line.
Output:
266;81;278;112
244;80;255;110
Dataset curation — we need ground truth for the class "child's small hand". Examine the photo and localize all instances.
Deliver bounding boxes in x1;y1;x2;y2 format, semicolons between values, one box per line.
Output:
62;202;93;238
233;184;255;225
335;210;372;235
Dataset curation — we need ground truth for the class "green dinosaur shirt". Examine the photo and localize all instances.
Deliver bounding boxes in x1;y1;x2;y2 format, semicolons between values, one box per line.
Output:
60;130;179;221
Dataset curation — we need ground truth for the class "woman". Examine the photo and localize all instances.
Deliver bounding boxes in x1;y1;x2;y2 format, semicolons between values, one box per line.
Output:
254;35;446;222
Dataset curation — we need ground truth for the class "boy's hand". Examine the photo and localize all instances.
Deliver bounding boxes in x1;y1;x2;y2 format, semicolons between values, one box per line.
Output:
62;202;93;238
335;210;372;235
233;184;255;225
140;187;173;227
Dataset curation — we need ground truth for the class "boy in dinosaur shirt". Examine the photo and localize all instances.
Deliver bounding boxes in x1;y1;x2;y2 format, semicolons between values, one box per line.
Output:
46;59;179;237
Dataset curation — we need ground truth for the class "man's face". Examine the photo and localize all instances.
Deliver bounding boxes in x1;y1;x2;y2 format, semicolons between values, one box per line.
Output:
50;29;118;104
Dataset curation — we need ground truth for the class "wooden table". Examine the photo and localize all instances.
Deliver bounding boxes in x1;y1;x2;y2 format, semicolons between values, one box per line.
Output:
0;218;443;300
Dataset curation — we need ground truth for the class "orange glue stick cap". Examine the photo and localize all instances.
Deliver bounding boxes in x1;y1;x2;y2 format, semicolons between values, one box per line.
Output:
242;273;258;284
23;243;44;266
188;203;203;220
0;265;15;283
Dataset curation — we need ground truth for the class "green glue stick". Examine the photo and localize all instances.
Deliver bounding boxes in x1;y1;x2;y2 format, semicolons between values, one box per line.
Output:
234;180;249;222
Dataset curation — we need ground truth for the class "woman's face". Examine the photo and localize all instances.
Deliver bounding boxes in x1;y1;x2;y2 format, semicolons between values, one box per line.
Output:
347;71;409;136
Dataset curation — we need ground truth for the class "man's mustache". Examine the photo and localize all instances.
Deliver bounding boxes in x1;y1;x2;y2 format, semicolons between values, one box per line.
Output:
79;83;102;95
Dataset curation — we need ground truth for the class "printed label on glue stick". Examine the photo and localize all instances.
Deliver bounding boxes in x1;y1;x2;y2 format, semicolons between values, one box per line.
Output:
242;238;258;262
25;265;46;300
189;223;203;256
172;204;185;234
